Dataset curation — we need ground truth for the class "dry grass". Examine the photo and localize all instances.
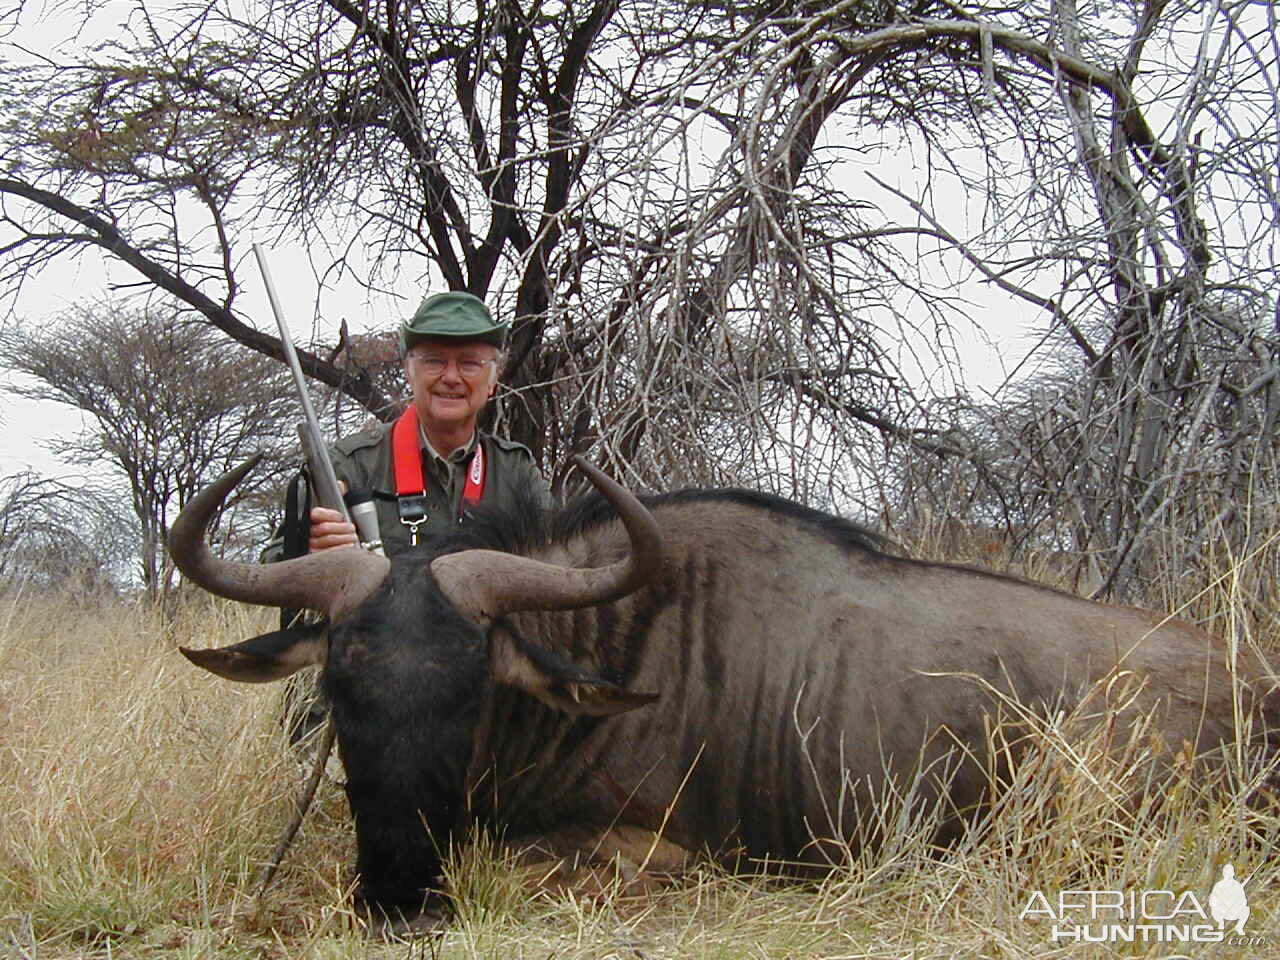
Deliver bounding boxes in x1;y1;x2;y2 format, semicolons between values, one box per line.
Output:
1;546;1278;958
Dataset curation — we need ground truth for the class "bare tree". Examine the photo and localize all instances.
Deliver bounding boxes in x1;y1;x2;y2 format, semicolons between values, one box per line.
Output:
0;470;135;595
0;1;1028;480
0;302;297;598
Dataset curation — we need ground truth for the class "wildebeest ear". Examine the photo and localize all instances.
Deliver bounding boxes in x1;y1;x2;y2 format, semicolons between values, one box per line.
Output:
180;622;327;683
489;627;658;717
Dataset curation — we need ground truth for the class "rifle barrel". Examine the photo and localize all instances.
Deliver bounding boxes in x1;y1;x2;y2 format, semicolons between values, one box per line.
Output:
253;243;351;521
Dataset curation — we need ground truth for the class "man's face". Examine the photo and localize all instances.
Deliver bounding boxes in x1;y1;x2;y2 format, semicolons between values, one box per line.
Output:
404;339;500;436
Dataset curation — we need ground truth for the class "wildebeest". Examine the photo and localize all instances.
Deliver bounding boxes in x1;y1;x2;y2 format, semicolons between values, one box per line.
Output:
169;456;1277;926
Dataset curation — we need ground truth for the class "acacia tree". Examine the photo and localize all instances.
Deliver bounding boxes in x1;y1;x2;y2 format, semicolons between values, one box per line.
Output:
0;2;1046;484
0;1;1275;573
0;303;297;598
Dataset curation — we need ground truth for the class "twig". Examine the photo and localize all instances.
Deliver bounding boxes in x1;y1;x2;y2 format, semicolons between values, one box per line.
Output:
256;717;338;900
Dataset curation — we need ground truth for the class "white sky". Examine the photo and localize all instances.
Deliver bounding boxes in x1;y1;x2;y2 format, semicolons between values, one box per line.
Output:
0;238;414;476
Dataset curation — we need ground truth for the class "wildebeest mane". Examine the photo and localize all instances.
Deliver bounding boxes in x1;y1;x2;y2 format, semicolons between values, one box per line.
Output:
434;482;1083;605
430;481;891;559
440;482;1079;601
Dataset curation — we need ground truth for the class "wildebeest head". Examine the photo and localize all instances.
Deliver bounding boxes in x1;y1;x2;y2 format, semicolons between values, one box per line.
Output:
167;455;664;910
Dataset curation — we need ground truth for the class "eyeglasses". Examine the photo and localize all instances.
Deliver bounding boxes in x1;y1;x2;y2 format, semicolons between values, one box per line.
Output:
409;354;497;379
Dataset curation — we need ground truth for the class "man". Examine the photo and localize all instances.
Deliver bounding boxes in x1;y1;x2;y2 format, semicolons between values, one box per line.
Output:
307;290;551;555
274;291;551;746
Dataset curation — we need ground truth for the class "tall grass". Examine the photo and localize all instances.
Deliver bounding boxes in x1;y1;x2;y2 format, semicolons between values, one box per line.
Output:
1;539;1276;958
0;589;356;956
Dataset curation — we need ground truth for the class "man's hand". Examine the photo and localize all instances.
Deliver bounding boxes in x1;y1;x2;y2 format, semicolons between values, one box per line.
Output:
310;506;360;551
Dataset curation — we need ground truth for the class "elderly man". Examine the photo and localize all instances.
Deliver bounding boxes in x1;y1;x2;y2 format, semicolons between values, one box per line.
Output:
273;291;551;749
308;291;551;555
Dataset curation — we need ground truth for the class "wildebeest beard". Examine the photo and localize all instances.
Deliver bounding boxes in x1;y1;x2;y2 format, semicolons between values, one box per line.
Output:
323;557;488;911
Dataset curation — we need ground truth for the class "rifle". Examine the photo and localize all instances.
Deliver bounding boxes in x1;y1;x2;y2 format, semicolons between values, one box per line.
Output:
252;243;383;555
251;244;368;904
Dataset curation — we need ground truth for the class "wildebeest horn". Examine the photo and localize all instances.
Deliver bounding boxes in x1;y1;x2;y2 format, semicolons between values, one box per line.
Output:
431;457;664;623
168;455;390;621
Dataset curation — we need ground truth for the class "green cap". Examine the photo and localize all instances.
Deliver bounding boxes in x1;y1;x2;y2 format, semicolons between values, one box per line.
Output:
400;291;506;350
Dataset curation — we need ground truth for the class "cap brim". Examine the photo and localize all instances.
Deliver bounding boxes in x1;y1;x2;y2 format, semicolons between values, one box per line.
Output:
403;328;506;349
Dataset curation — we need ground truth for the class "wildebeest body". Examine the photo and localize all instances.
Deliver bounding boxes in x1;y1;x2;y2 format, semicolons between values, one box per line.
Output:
170;463;1273;915
454;492;1244;873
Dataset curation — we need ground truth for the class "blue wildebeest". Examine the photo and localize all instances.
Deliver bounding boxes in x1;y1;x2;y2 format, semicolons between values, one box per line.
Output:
169;457;1277;928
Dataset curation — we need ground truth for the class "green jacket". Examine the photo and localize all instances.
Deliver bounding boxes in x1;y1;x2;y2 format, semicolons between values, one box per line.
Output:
263;424;552;564
329;421;552;558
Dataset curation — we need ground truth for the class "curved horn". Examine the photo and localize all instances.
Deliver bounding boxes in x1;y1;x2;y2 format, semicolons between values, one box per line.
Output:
431;457;664;623
168;456;389;620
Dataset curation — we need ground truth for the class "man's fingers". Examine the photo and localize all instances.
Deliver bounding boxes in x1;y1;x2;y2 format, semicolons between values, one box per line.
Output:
310;529;359;551
309;507;359;551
